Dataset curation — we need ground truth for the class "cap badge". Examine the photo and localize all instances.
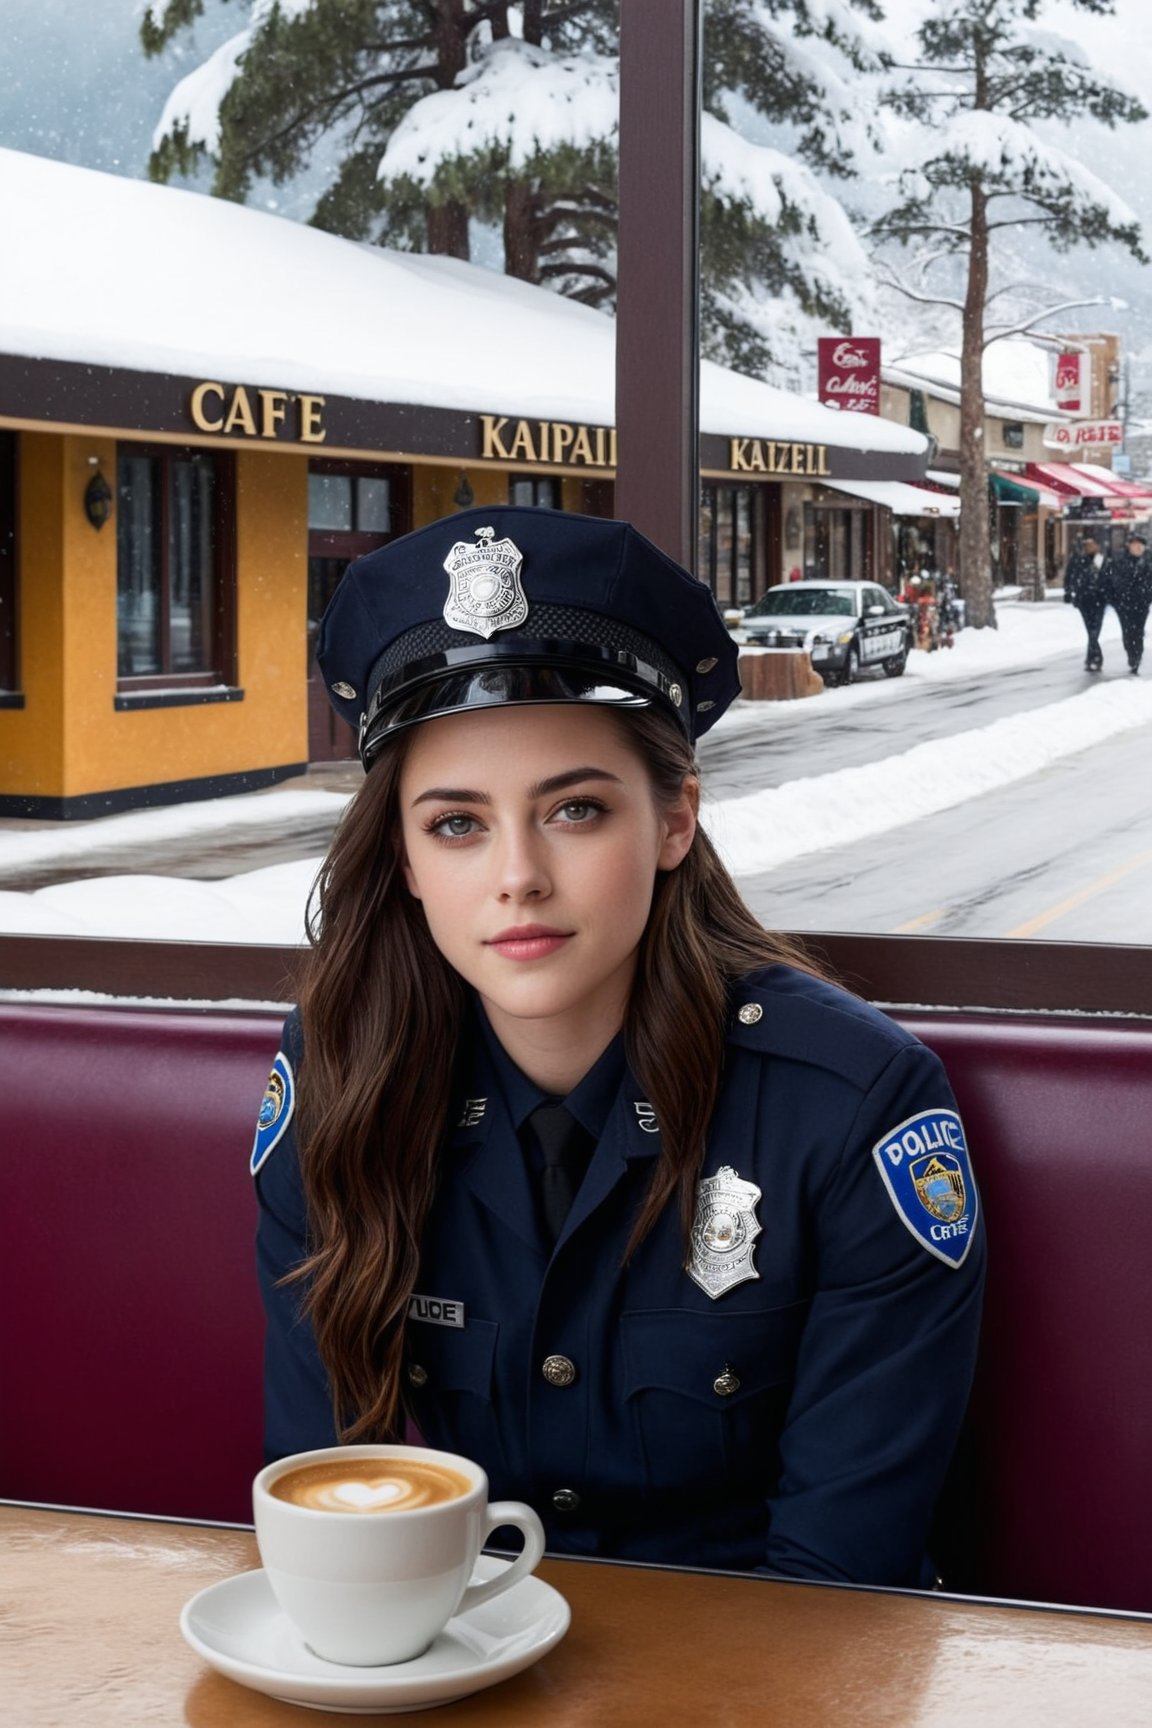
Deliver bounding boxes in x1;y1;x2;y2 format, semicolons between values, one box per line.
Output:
442;526;529;639
687;1165;762;1299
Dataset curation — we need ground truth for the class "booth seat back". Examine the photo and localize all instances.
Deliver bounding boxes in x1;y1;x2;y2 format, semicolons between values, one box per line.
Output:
1;1003;278;1525
2;999;1151;1611
904;1014;1152;1613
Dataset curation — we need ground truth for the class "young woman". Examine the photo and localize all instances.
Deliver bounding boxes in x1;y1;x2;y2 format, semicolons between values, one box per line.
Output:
252;505;985;1588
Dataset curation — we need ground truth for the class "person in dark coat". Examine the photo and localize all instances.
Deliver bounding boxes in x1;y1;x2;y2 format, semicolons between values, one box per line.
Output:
251;504;985;1590
1111;533;1152;674
1063;533;1116;671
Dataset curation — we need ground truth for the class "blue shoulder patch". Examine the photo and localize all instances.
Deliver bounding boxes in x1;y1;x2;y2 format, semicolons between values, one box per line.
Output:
871;1108;978;1269
250;1051;295;1178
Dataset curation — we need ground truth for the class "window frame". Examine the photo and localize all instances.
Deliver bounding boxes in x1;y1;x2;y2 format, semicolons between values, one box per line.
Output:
115;443;237;694
0;431;19;701
307;459;411;563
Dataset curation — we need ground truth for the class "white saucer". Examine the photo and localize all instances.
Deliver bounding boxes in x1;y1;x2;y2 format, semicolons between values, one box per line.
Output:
180;1555;570;1714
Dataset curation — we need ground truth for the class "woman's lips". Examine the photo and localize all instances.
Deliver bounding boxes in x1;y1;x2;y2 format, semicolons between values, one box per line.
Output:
485;925;573;961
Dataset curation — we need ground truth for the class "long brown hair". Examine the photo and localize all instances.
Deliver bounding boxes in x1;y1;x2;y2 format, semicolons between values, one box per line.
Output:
294;705;820;1441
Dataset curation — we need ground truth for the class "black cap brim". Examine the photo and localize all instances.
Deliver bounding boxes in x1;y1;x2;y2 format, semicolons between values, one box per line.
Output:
361;656;674;767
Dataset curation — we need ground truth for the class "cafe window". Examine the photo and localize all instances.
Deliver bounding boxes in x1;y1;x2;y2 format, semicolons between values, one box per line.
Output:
698;484;766;607
308;468;399;537
1002;422;1025;450
509;477;558;509
0;431;17;694
116;447;234;685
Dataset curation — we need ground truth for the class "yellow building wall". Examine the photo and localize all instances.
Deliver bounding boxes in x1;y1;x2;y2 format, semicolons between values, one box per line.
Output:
0;434;308;807
412;464;509;525
410;465;599;525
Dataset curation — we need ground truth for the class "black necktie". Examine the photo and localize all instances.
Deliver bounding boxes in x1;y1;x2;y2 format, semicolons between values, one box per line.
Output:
527;1102;588;1242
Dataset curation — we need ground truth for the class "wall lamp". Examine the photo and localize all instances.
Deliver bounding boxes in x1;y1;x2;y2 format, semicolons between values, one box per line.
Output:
84;458;113;530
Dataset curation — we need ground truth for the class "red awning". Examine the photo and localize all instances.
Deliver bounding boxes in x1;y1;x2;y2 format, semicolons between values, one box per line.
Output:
1024;462;1152;516
1026;462;1124;499
1070;463;1152;505
990;469;1062;509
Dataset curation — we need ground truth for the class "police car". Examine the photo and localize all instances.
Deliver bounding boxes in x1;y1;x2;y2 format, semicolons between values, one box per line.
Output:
740;580;913;685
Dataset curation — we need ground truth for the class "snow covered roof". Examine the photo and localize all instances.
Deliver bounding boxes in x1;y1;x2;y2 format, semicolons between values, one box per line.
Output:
885;341;1064;423
0;148;925;458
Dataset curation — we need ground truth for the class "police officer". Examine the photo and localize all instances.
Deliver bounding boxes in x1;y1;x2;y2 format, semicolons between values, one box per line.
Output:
1111;532;1152;674
1063;532;1115;671
252;505;985;1589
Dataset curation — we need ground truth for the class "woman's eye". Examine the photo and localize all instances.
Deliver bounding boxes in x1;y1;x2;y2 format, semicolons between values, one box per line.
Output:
554;799;604;824
430;813;479;839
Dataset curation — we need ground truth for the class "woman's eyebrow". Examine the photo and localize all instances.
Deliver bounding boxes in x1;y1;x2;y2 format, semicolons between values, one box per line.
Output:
528;767;623;799
410;767;623;807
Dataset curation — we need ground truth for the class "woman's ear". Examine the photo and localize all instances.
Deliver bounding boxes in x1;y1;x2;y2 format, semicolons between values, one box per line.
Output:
657;774;699;872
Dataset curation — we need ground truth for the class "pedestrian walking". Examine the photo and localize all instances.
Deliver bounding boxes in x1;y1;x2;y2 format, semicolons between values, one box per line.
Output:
1111;532;1152;674
251;505;984;1589
1063;533;1115;671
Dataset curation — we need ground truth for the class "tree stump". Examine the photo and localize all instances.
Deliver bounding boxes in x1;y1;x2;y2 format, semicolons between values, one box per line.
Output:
738;650;824;701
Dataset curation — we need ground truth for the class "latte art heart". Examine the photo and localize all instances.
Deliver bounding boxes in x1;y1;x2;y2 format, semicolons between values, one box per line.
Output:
331;1479;405;1509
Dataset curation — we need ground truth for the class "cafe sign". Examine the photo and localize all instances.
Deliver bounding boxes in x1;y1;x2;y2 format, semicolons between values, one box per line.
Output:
1043;420;1122;450
189;381;328;443
480;415;616;468
817;337;881;416
729;439;831;477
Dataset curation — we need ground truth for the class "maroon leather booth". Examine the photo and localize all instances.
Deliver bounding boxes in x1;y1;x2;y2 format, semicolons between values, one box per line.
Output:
1;1003;277;1526
2;999;1151;1611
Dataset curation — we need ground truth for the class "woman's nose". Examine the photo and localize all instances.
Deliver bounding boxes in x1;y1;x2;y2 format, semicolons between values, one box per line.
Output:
494;825;551;901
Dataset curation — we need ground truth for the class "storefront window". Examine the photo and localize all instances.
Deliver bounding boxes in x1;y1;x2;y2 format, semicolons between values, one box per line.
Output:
116;448;229;681
805;503;875;584
0;431;16;692
699;484;766;606
509;478;557;508
307;472;394;534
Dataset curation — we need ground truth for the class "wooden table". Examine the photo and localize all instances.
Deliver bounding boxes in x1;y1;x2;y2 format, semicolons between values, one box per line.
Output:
5;1503;1152;1726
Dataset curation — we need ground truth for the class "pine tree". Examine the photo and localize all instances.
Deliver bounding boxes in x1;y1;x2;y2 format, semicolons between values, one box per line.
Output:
142;0;883;378
872;0;1147;629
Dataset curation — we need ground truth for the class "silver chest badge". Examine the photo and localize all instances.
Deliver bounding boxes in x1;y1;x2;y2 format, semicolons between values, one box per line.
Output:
443;526;529;638
688;1165;763;1299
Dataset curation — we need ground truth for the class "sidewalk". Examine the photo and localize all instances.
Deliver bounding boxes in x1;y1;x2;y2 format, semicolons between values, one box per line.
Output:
0;762;363;892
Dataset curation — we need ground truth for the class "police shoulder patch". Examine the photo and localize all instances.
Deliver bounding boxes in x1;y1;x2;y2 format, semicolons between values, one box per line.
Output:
250;1051;295;1178
871;1108;978;1268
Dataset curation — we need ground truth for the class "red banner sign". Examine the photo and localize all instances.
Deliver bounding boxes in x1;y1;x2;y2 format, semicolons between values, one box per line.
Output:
1054;350;1089;414
817;337;881;415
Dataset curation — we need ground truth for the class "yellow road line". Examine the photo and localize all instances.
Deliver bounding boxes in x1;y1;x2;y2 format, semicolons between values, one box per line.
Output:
893;908;946;933
1005;851;1152;939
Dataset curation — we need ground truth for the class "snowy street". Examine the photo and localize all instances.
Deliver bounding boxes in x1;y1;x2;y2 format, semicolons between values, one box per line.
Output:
3;595;1151;948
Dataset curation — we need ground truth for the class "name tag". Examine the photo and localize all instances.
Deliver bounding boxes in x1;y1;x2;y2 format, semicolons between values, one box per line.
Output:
407;1294;465;1328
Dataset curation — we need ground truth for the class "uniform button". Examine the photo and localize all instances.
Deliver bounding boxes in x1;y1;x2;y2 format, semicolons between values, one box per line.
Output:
713;1368;741;1397
738;1002;763;1025
407;1363;428;1388
541;1354;578;1387
696;656;718;674
551;1488;581;1513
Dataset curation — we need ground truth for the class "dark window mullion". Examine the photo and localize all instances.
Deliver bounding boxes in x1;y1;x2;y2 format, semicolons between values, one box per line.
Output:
159;452;173;675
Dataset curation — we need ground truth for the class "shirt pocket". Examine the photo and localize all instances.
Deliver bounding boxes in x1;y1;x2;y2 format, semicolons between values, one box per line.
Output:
620;1303;809;1494
403;1317;503;1461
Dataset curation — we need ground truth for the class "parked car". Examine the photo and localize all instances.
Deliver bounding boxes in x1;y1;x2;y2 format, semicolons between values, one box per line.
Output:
740;580;913;685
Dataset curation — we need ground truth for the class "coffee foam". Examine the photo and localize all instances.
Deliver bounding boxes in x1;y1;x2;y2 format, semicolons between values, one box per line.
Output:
270;1457;472;1515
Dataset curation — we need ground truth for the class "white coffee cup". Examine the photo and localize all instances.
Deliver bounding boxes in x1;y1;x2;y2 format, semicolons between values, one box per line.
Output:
253;1444;546;1666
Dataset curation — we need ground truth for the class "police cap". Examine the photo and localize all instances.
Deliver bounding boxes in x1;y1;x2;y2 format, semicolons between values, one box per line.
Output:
315;505;740;769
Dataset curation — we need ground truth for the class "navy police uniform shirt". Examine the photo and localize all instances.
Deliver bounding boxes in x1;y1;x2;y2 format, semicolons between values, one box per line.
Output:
252;966;985;1587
